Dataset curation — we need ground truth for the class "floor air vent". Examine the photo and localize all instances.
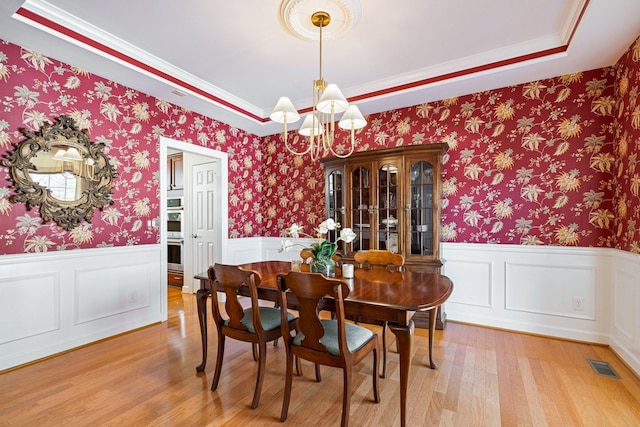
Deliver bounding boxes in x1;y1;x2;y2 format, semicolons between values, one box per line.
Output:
587;359;621;379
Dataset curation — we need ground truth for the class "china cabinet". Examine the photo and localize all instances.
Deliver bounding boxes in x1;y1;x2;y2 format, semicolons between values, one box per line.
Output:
321;143;449;327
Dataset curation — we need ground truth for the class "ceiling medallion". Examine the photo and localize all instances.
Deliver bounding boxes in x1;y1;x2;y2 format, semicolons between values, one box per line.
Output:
280;0;362;41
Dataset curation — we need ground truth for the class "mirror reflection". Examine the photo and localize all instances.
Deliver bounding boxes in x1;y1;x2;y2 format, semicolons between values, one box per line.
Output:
4;114;117;230
29;144;98;202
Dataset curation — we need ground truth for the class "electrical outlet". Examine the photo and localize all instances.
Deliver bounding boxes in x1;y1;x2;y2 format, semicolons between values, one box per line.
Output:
128;290;137;303
573;296;585;311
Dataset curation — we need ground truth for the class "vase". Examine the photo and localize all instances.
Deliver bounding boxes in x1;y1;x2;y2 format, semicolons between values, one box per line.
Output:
311;257;336;277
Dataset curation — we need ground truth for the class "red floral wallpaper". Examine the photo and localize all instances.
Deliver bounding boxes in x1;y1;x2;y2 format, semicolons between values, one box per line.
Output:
1;34;639;255
611;36;640;253
263;36;640;252
263;68;621;247
0;39;263;254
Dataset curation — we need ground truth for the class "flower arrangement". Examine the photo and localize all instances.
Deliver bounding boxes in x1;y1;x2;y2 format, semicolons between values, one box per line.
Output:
279;218;356;275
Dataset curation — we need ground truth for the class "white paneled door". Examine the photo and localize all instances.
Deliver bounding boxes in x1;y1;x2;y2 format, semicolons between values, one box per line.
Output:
190;161;217;291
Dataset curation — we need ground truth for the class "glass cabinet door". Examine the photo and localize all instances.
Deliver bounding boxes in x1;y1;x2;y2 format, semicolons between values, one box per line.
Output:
377;162;400;253
322;143;447;272
409;160;435;256
326;169;344;251
349;165;371;252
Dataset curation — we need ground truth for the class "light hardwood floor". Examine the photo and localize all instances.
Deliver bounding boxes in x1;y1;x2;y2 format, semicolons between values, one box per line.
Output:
2;287;639;426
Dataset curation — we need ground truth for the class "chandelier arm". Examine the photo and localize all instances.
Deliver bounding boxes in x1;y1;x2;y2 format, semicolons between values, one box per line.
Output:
322;114;331;157
285;138;313;156
315;124;322;160
310;115;316;144
311;143;320;162
322;131;329;158
330;108;335;147
320;109;333;151
327;126;356;159
284;117;313;156
283;116;288;143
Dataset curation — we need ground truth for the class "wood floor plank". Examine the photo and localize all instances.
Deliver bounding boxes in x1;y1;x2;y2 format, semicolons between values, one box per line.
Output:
1;288;640;426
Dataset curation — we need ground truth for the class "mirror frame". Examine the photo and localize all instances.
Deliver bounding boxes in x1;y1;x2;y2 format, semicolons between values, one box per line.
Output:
4;114;117;230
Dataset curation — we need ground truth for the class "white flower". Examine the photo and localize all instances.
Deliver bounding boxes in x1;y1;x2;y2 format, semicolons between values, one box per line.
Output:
340;228;356;243
278;239;294;253
281;218;356;259
318;218;337;234
288;223;303;239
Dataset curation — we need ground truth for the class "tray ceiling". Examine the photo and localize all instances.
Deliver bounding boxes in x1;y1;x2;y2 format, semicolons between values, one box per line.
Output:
1;0;639;136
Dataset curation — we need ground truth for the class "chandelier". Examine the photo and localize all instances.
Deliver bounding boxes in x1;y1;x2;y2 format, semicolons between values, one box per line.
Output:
270;10;366;161
53;146;97;180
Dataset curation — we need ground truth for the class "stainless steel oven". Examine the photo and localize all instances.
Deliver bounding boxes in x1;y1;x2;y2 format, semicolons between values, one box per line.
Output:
167;196;184;210
168;238;184;272
167;209;184;239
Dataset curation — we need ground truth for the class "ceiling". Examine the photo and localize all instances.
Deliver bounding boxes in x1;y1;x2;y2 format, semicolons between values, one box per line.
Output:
1;0;640;137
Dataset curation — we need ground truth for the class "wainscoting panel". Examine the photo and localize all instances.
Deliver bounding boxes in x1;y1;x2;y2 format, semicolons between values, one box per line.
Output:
609;250;640;376
612;268;635;341
3;239;638;376
199;237;313;271
442;259;493;308
0;245;161;372
442;243;611;345
262;237;317;263
222;237;264;265
0;272;59;345
505;262;596;320
75;262;153;324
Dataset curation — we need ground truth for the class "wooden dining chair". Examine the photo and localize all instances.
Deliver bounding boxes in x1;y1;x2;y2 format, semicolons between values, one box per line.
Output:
299;249;314;269
353;249;404;271
208;264;298;409
276;271;380;427
352;249;405;378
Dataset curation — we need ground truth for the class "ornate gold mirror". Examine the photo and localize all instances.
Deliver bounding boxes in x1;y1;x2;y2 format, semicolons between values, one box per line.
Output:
4;115;117;230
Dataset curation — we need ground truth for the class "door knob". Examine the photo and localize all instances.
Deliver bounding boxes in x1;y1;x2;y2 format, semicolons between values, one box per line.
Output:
192;234;199;238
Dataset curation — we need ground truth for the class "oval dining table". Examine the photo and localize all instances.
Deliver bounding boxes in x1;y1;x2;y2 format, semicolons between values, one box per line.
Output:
194;261;453;427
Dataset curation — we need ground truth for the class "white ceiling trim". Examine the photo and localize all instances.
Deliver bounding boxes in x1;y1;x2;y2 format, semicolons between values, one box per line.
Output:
16;0;267;122
2;0;639;138
559;0;588;42
348;36;568;99
14;0;579;124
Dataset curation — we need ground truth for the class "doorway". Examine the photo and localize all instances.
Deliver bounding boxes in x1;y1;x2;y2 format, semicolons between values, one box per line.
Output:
160;137;228;308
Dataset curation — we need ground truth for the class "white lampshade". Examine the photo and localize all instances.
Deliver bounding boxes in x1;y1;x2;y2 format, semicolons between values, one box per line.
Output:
270;97;300;124
316;83;348;114
53;149;67;161
338;105;367;130
298;113;323;137
63;147;83;161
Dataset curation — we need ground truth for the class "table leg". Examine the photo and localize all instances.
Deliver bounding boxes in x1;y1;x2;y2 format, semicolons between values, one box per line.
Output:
195;288;210;372
388;319;414;427
428;306;438;369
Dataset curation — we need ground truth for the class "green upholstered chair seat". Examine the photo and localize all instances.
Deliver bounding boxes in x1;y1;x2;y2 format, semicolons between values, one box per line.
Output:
225;306;295;334
293;319;374;356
